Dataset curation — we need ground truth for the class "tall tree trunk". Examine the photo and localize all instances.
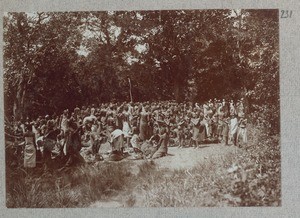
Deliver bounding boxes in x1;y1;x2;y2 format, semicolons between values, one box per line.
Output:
174;71;184;103
13;76;27;120
174;57;186;103
174;82;181;102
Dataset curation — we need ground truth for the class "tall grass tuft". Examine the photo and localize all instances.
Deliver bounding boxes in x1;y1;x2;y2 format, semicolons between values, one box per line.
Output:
6;161;134;208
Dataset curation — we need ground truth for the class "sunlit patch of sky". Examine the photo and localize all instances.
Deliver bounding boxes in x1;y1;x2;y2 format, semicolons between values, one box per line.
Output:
228;9;241;17
78;20;147;58
135;44;147;53
77;45;90;56
126;56;139;65
136;12;143;20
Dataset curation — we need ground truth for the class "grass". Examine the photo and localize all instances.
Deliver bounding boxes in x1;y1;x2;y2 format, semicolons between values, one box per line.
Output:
6;124;281;208
6;162;134;208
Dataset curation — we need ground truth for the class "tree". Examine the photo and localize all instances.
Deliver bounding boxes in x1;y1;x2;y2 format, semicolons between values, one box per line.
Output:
4;12;84;119
4;10;279;132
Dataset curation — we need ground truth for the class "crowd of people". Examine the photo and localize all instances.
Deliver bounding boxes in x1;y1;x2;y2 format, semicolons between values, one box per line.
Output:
8;98;248;171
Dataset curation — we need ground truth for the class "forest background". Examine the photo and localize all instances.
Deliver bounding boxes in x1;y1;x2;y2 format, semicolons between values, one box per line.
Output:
3;10;279;134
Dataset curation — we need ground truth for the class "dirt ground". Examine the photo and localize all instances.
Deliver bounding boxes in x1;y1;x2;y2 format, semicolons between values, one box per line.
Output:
98;142;239;171
146;144;239;171
89;143;240;207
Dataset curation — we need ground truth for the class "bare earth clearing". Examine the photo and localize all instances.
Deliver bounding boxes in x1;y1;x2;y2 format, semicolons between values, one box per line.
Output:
90;143;240;207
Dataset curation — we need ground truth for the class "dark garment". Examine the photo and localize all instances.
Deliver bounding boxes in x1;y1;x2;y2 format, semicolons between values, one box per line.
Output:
116;113;123;130
151;132;168;159
222;121;229;145
45;129;61;141
92;139;101;154
67;131;82;152
64;129;84;167
198;123;206;142
139;113;149;141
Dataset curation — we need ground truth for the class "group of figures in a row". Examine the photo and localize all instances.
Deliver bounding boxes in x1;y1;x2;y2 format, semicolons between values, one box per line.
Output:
9;98;248;170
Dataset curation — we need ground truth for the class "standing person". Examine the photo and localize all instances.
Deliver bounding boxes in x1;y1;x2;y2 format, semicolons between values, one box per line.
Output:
190;115;200;149
122;105;132;148
198;114;207;147
211;113;219;139
64;120;84;167
176;120;185;148
241;97;249;116
204;114;212;140
229;114;239;146
91;121;103;161
203;102;210;117
139;105;149;141
42;127;61;170
59;109;69;137
222;115;230;146
216;103;224;142
229;100;236;116
237;116;248;147
222;100;230;116
115;106;123;130
236;99;245;121
23;123;37;170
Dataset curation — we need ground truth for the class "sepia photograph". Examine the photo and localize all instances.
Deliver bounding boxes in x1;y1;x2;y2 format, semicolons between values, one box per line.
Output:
3;9;280;208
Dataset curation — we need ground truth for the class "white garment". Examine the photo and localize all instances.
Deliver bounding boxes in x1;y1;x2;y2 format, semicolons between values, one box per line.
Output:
130;134;141;149
83;115;97;125
110;129;124;141
237;127;247;144
60;115;68;133
24;136;36;168
230;118;238;135
110;129;124;151
122;121;131;138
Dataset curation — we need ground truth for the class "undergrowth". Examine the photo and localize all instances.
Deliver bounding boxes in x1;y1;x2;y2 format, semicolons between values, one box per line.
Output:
6;124;280;207
132;124;281;207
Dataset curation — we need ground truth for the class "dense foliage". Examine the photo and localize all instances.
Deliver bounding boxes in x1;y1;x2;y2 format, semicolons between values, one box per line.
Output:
3;10;279;133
